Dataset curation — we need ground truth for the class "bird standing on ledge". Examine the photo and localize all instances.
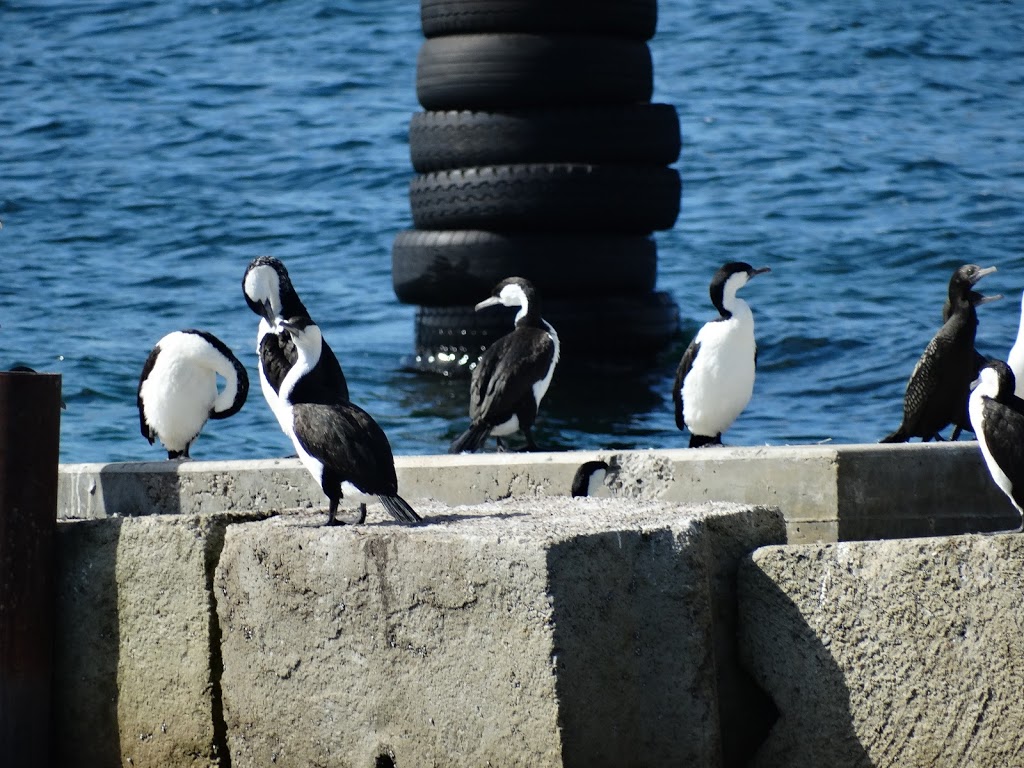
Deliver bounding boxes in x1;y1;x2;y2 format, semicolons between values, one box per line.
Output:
137;329;248;459
449;277;560;454
242;256;349;438
276;316;420;526
882;264;1000;443
969;360;1024;533
673;261;770;448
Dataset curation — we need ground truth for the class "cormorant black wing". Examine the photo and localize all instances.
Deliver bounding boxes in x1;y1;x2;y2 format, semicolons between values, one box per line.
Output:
292;402;399;496
137;344;160;443
260;332;295;395
982;398;1024;510
318;339;350;403
672;339;700;432
470;328;554;426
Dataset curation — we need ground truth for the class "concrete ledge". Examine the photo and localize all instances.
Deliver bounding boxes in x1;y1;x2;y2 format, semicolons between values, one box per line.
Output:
58;443;1020;543
58;459;320;520
53;511;266;767
739;535;1024;767
214;499;783;767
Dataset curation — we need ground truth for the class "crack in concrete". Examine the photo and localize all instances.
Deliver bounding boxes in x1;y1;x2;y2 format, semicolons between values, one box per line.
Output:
201;513;268;767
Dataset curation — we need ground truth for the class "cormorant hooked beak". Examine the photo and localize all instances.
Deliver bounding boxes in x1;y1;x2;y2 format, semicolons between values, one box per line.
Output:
750;266;772;278
970;266;998;285
260;298;276;324
474;296;503;312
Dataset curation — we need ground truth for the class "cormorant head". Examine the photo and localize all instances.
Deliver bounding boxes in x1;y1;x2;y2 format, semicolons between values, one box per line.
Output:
243;256;309;324
947;264;999;314
973;360;1016;403
710;262;770;318
475;276;539;325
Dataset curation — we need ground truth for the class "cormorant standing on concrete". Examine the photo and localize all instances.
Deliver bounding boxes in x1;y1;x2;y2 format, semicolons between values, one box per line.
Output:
242;256;349;436
449;277;560;454
673;261;770;448
882;264;999;443
138;329;249;459
277;316;420;526
969;360;1024;532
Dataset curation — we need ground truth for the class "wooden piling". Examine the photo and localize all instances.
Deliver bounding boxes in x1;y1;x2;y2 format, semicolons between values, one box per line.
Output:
0;372;62;766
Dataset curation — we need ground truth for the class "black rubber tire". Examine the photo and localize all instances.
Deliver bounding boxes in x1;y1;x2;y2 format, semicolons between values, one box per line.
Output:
408;105;681;173
407;291;680;376
420;0;658;40
416;34;653;111
408;164;681;234
391;230;657;305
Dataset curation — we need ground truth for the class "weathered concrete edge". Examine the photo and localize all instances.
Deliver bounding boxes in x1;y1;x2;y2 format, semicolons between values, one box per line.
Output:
57;443;1020;543
53;510;269;767
736;534;1024;767
53;499;784;767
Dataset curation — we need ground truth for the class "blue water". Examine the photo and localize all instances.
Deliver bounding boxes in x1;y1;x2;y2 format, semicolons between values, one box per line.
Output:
3;0;1024;464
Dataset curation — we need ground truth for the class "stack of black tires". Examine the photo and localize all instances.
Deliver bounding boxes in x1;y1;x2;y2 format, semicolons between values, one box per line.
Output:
393;0;682;375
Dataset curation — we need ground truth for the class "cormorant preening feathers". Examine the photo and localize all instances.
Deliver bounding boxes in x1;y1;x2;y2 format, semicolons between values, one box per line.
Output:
137;329;249;459
242;256;349;435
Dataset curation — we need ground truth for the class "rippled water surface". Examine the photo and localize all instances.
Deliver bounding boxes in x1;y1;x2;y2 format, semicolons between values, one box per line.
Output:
3;0;1024;463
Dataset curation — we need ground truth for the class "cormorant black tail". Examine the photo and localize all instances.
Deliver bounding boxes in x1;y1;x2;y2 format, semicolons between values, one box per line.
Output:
449;423;492;454
379;495;422;524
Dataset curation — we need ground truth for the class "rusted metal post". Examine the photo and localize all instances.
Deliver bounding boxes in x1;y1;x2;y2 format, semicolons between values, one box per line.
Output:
0;372;62;766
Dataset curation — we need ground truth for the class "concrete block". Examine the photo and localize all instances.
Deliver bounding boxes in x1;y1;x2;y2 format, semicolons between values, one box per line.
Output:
738;535;1024;768
215;499;783;768
598;443;1019;543
58;459;322;520
53;511;264;768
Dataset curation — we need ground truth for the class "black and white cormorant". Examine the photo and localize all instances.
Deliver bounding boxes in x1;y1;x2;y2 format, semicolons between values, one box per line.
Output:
882;264;999;443
969;360;1024;532
1008;290;1024;399
673;261;770;448
449;277;560;454
276;316;421;526
137;329;249;459
242;256;349;437
571;460;609;498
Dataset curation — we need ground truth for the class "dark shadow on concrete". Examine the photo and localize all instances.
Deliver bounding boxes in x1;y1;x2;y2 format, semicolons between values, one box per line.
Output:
738;559;872;768
836;445;1020;540
548;529;719;767
52;518;123;766
419;511;530;525
700;514;780;768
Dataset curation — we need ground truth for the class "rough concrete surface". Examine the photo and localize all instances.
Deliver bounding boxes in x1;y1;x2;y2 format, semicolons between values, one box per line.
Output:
739;535;1024;768
53;511;265;768
215;498;783;768
597;443;1018;542
58;459;322;520
58;443;1020;543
